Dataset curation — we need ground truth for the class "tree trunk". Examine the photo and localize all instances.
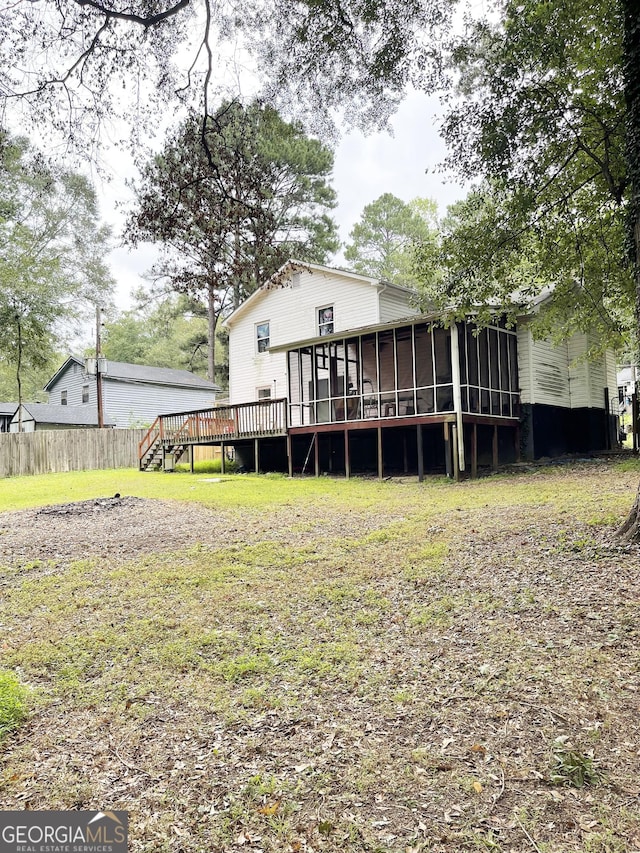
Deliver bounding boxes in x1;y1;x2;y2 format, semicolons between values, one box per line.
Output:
618;0;640;542
207;281;217;384
16;318;23;433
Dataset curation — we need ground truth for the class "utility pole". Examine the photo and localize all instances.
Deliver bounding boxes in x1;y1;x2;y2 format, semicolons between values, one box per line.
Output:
96;305;104;428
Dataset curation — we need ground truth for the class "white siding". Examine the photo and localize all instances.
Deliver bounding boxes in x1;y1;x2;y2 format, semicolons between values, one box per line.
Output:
378;286;417;324
605;350;618;409
9;409;35;432
102;380;217;428
567;333;591;409
519;326;616;412
568;333;613;411
517;326;571;408
228;268;387;405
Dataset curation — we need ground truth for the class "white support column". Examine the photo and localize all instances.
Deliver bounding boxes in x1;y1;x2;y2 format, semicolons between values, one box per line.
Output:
450;323;466;472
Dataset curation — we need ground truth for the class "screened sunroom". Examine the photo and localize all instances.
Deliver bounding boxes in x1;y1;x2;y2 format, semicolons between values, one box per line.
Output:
285;318;520;428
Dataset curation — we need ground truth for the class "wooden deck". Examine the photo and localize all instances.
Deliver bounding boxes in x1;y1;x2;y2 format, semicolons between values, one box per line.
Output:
139;396;520;477
138;399;288;470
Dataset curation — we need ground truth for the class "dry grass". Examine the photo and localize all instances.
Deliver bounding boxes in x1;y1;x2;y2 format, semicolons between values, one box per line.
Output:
1;458;639;853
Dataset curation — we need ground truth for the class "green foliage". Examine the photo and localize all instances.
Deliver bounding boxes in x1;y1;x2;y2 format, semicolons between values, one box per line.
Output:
101;295;212;379
550;738;602;788
0;131;114;403
126;101;338;384
0;0;450;154
344;193;439;288
424;0;634;352
0;669;28;740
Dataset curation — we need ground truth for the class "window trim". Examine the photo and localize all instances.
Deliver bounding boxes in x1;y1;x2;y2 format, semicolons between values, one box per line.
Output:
256;321;270;353
317;305;334;336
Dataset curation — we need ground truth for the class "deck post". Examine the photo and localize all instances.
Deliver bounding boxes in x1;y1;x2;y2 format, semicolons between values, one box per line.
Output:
287;434;293;478
344;429;351;479
471;424;478;479
190;445;195;474
444;422;453;478
492;425;499;472
416;424;424;482
377;426;383;479
314;431;320;477
452;424;460;482
254;438;260;474
221;442;226;474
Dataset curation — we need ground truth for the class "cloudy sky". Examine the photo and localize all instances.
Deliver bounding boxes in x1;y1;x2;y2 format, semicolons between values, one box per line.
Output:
100;88;467;310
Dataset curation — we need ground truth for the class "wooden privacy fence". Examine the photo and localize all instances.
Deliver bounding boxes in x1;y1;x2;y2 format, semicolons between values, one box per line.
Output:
0;429;148;478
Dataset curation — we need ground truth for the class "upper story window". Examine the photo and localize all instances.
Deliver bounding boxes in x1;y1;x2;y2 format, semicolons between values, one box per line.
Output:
318;306;334;336
82;384;90;404
256;321;270;353
257;386;272;400
61;390;67;405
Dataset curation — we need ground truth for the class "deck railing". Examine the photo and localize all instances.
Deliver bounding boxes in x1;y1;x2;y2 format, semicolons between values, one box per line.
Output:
156;398;288;445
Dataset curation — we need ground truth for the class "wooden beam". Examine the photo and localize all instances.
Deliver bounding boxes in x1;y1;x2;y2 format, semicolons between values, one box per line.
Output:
471;424;478;479
452;424;460;482
190;445;195;474
221;442;226;475
377;426;383;479
314;431;320;477
444;422;453;478
492;425;499;472
286;433;293;478
344;429;351;479
417;424;424;483
254;438;260;474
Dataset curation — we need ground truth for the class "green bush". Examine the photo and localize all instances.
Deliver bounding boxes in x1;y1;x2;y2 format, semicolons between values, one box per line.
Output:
175;458;238;475
0;670;28;740
550;739;601;788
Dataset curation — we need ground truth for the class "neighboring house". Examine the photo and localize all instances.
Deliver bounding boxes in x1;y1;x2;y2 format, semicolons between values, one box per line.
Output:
211;261;618;476
9;403;114;432
44;356;220;428
0;403;17;433
224;260;419;405
617;365;636;415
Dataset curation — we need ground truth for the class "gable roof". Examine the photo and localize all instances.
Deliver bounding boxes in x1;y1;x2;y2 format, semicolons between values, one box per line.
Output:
0;403;18;417
44;356;220;392
15;403;114;426
224;260;416;328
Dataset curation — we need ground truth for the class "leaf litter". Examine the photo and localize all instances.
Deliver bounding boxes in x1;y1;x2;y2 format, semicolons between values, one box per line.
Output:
0;459;639;852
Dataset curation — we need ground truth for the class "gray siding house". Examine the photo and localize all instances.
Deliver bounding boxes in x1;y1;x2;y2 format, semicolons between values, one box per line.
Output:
9;403;114;432
0;403;17;433
44;356;219;428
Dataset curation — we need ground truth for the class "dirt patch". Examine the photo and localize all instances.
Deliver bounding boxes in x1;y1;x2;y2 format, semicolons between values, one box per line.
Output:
0;497;234;566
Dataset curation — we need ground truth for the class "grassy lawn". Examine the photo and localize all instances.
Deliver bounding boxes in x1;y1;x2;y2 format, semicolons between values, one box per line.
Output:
1;460;639;852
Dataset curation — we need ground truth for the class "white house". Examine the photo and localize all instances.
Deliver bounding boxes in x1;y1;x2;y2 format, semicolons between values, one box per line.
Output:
44;356;219;428
224;260;419;405
218;261;619;475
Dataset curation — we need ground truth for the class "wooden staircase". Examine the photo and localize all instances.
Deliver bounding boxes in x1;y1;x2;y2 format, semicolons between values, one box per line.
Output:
138;417;188;472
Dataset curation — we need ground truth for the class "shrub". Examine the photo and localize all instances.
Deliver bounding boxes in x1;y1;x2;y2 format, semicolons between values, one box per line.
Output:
0;670;28;740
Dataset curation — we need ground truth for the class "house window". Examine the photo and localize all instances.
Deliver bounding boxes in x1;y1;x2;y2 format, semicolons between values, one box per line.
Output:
61;390;67;406
318;306;334;336
257;386;272;400
256;322;270;353
82;384;90;403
